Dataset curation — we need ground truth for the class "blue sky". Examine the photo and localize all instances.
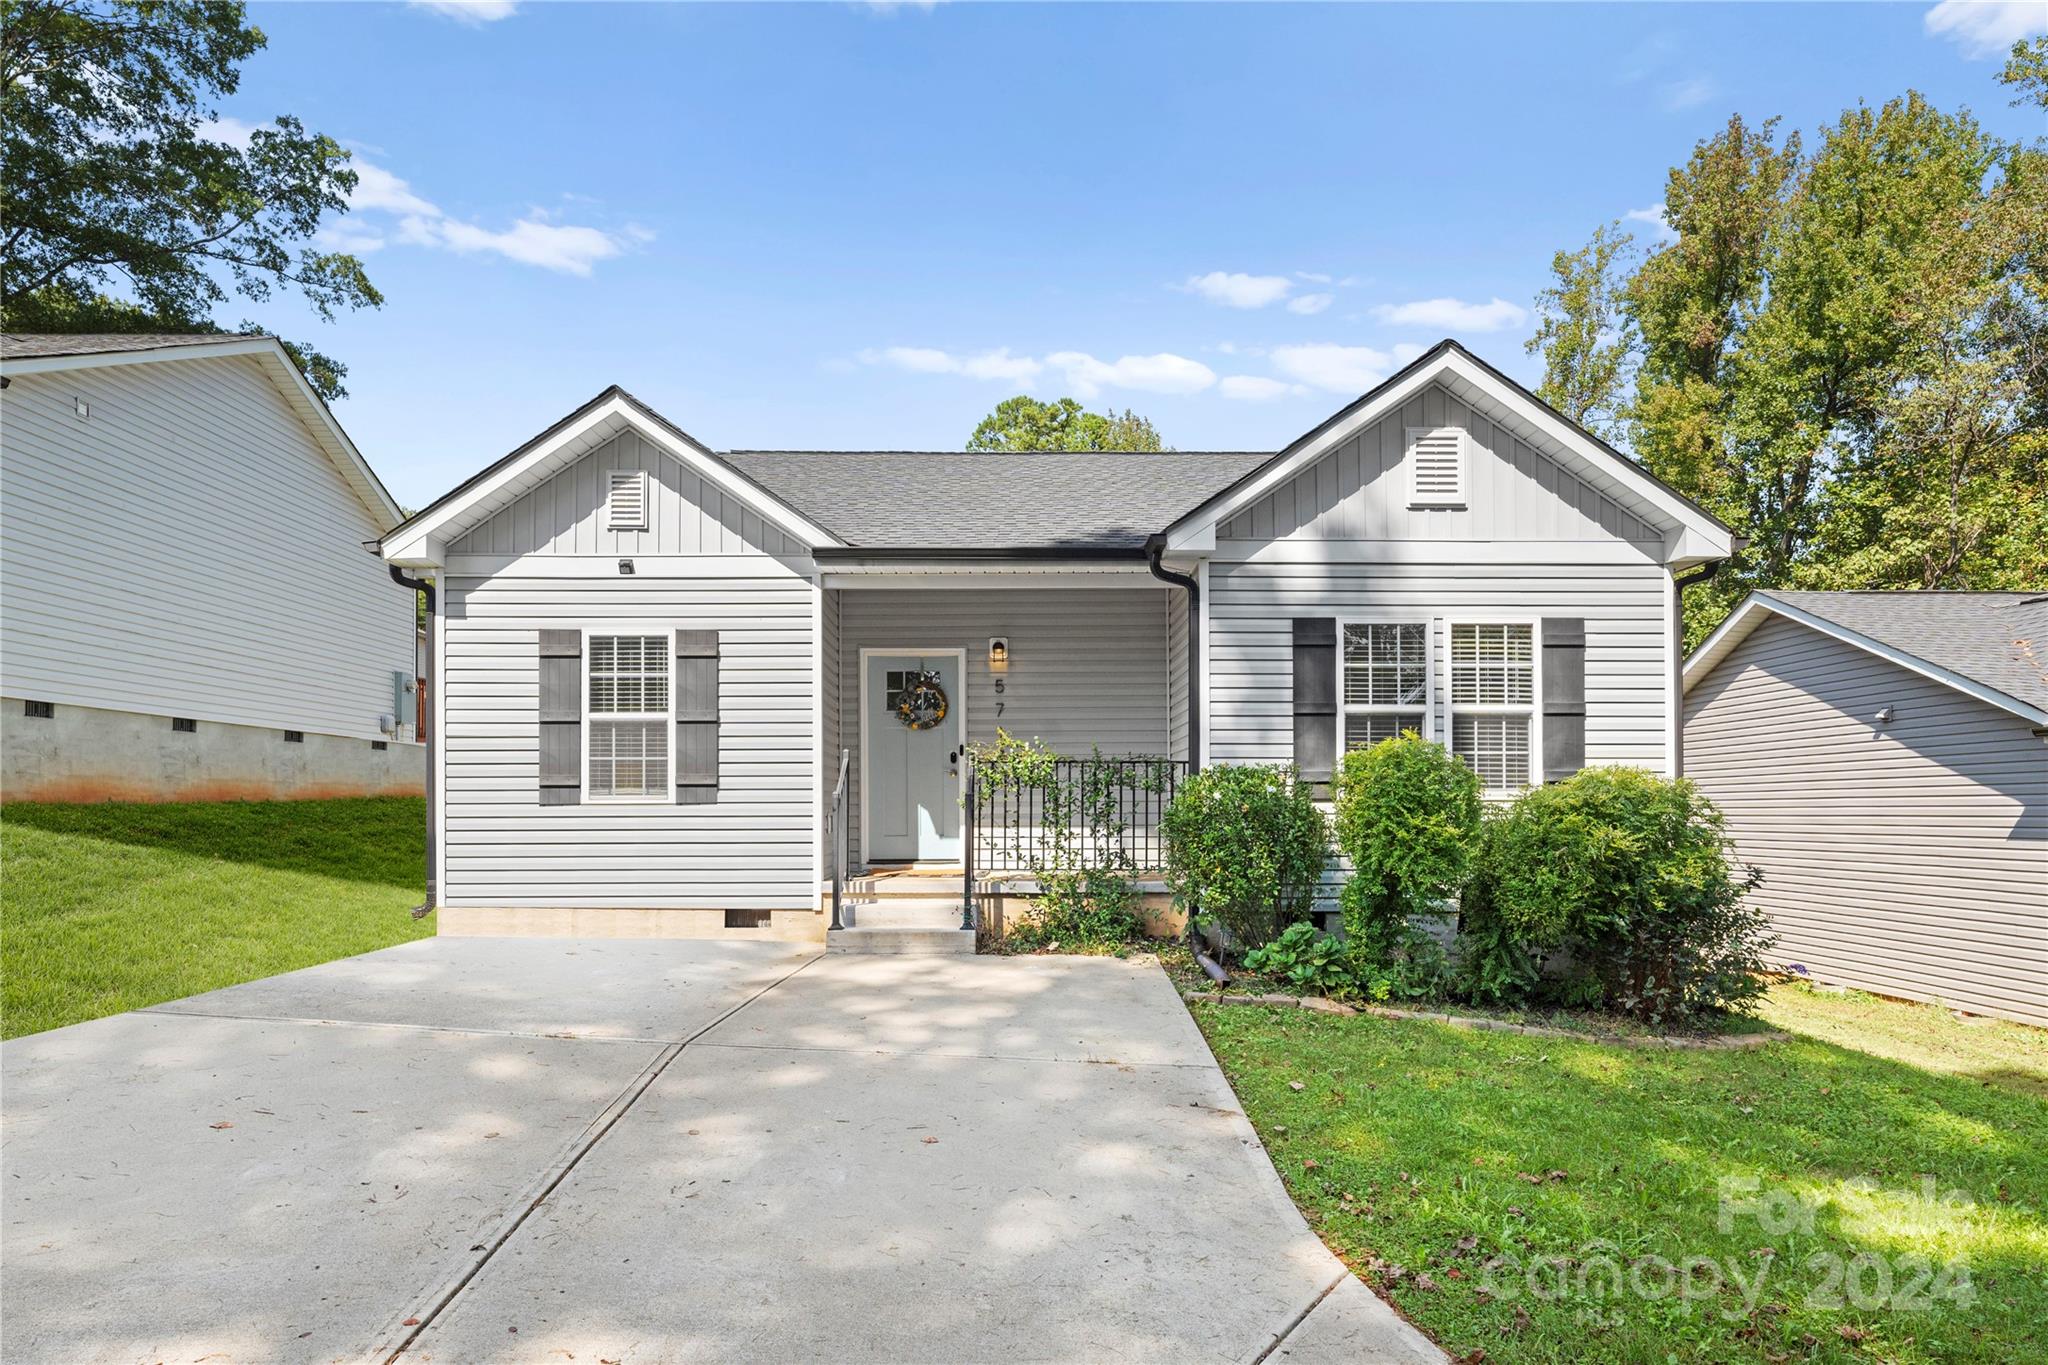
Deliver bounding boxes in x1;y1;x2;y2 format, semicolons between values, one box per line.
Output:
227;1;2046;508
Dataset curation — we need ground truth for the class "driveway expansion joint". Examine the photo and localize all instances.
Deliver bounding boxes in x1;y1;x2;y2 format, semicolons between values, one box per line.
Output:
136;1005;684;1046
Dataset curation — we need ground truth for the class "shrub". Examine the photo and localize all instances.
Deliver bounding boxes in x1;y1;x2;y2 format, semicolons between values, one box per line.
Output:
1009;870;1140;952
1161;764;1328;955
1241;922;1355;996
1459;767;1770;1024
1331;735;1479;998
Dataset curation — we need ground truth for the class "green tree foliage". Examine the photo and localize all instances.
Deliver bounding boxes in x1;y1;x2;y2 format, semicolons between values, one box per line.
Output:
967;395;1167;451
0;0;378;398
1160;764;1327;955
1529;61;2047;645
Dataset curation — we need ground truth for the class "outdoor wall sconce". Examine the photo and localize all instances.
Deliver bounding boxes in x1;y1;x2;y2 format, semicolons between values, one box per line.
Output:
618;558;635;575
988;637;1010;667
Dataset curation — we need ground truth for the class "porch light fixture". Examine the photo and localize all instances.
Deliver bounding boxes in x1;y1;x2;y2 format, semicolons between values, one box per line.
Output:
988;637;1009;667
618;558;635;575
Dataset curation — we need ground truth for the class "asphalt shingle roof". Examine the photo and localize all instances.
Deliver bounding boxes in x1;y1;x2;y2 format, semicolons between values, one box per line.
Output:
720;449;1271;550
1764;590;2048;717
0;332;246;360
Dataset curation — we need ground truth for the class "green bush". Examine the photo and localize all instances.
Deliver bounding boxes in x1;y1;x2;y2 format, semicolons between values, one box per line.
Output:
1009;870;1141;952
1161;764;1328;956
1241;922;1354;995
1331;735;1478;998
1458;767;1771;1024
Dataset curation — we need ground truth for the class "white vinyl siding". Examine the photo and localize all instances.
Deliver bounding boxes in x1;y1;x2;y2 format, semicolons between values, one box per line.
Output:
0;357;411;740
439;570;814;910
449;430;800;558
1684;613;2048;1027
1207;562;1669;770
833;585;1174;861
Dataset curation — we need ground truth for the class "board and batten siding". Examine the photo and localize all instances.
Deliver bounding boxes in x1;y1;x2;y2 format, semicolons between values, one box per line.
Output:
832;585;1174;862
1218;382;1662;547
449;430;802;559
0;356;411;739
1684;614;2048;1027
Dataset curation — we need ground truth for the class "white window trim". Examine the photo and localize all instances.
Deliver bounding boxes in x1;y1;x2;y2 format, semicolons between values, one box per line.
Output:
582;625;674;804
1405;426;1468;509
1442;615;1543;799
1335;616;1436;767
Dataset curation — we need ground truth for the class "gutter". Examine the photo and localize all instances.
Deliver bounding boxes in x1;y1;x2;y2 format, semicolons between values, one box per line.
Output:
1144;535;1201;773
810;545;1149;564
388;564;438;916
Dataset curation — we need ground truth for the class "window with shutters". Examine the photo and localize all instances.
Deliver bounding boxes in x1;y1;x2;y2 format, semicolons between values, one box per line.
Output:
1341;621;1430;754
606;470;648;531
1406;427;1467;508
1447;622;1535;792
587;633;670;799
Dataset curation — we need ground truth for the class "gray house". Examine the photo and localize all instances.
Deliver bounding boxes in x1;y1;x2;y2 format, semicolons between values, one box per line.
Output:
380;339;1737;949
1684;591;2048;1026
1;334;423;802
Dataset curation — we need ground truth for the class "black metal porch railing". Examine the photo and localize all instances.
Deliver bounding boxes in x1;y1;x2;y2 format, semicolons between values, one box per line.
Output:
962;756;1190;914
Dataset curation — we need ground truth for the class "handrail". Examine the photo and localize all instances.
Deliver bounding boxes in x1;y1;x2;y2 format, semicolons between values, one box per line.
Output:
828;748;851;931
961;752;976;933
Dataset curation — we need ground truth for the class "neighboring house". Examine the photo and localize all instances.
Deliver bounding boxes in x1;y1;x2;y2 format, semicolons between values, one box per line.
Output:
1683;591;2048;1027
380;339;1737;945
1;334;422;802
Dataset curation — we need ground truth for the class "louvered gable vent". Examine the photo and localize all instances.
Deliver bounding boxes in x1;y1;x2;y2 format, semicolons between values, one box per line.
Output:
1406;427;1467;508
607;470;648;531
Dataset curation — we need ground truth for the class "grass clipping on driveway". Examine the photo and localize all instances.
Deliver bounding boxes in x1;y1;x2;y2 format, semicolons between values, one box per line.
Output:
2;798;430;1039
1193;986;2046;1364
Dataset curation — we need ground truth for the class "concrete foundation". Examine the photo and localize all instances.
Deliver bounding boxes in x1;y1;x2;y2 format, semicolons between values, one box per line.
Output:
437;904;825;943
1;697;423;802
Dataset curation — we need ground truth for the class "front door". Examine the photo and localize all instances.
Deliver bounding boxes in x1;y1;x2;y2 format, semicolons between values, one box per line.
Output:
864;651;963;863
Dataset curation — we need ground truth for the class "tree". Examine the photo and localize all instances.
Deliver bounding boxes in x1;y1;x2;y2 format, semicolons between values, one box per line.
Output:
967;395;1167;451
1524;221;1639;442
1530;83;2046;645
1;0;378;398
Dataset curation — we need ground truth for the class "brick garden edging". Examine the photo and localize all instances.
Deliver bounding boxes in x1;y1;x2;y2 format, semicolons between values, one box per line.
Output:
1181;990;1790;1050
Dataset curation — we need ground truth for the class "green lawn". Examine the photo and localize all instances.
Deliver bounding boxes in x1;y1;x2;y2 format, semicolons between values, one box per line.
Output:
1193;983;2047;1364
2;798;431;1039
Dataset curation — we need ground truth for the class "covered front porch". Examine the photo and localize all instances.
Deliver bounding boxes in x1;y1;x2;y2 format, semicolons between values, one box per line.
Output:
816;566;1195;946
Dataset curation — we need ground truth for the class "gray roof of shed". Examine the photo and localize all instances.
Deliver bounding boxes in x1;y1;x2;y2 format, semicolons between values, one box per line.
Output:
0;332;242;360
720;449;1270;550
1758;590;2048;718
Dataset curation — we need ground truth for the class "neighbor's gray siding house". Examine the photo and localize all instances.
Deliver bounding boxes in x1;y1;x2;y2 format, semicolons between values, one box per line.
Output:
1683;592;2048;1027
1;333;422;801
380;340;1737;944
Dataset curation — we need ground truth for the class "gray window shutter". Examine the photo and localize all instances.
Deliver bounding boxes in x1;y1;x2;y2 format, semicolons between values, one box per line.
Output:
539;630;582;805
675;629;719;804
1292;618;1337;787
1541;617;1586;782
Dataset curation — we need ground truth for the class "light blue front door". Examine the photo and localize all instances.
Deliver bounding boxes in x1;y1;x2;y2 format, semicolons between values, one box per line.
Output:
865;652;963;862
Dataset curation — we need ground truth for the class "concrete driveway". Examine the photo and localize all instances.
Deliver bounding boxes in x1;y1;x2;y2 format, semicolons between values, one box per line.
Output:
2;938;1440;1364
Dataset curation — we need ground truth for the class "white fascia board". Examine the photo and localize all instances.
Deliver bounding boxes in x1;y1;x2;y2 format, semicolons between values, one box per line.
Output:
1168;347;1737;561
380;394;840;564
1682;593;2048;727
5;337;405;532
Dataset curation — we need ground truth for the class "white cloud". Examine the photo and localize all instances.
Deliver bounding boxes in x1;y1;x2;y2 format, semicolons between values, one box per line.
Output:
313;224;386;255
410;0;519;24
1180;271;1294;309
1269;344;1401;395
427;216;627;275
1660;76;1718;111
1295;271;1333;285
1625;205;1679;243
859;346;1042;384
1287;293;1334;316
1219;375;1303;402
1370;296;1529;333
1924;0;2047;57
1046;351;1216;398
348;160;440;217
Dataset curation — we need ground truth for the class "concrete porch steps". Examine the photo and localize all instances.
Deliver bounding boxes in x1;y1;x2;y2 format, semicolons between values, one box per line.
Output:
825;895;976;955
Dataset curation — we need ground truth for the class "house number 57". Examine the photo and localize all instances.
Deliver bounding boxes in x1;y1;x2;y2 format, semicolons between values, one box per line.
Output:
994;677;1005;717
